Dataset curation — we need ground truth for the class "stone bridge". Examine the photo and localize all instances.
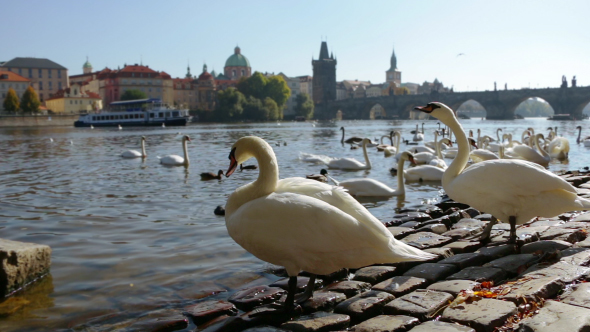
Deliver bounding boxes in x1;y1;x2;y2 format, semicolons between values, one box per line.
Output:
316;86;590;120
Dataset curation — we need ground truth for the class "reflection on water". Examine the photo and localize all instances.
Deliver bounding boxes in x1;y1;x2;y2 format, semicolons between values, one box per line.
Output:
0;118;589;331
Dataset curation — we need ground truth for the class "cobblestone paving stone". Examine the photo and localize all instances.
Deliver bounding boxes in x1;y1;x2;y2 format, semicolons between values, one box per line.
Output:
383;290;454;321
122;170;590;332
441;298;517;332
348;315;420;332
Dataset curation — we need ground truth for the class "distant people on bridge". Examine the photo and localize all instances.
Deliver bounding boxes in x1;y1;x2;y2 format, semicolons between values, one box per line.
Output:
561;75;568;88
494;82;497;91
572;76;577;87
505;83;507;90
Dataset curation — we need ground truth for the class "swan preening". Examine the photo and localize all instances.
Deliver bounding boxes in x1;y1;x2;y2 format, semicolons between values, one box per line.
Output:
415;102;590;243
224;136;435;311
121;136;147;158
159;135;191;166
329;152;415;197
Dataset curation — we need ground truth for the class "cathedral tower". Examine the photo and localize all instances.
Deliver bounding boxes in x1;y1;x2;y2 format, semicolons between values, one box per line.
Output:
312;41;337;105
385;46;401;87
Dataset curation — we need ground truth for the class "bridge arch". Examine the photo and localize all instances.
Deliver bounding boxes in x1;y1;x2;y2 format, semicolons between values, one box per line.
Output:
455;99;487;118
508;97;555;118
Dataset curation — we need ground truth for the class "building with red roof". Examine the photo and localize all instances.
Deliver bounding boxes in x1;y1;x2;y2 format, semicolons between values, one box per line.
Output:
0;57;68;103
69;61;173;106
1;72;32;110
45;83;103;114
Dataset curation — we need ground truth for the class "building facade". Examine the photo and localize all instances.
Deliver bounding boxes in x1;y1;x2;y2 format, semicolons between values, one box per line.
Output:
196;64;216;111
45;84;102;114
0;72;31;110
0;57;68;103
70;63;173;106
312;41;337;105
224;46;251;81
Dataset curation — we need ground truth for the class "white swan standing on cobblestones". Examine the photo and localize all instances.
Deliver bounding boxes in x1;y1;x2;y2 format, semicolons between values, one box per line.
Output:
415;102;590;243
224;136;436;311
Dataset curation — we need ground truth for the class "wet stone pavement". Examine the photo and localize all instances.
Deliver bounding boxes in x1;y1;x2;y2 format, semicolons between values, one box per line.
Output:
78;170;590;331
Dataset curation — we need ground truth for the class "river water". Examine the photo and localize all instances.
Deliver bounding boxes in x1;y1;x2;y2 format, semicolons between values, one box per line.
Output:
1;118;589;331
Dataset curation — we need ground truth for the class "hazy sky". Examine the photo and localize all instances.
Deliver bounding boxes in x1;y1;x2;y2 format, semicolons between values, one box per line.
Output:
1;1;587;92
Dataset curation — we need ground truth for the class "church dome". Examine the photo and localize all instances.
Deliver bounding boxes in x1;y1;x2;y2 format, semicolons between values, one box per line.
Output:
198;64;213;80
83;58;92;69
225;46;250;68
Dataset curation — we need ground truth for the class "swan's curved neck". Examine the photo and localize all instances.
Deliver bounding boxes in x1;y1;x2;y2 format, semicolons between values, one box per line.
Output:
578;127;582;144
496;128;502;141
362;140;371;169
226;142;279;218
183;139;190;165
141;139;146;157
395;132;401;151
396;157;406;194
534;134;550;158
443;115;469;188
434;132;442;159
340;128;345;143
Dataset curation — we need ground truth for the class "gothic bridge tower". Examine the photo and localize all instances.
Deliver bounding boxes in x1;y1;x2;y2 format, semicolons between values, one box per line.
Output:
312;41;337;105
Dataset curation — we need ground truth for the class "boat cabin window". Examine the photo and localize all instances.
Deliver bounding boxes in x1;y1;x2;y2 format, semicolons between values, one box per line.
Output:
173;111;179;117
166;112;170;117
125;115;129;119
159;112;163;118
150;113;154;118
110;115;114;120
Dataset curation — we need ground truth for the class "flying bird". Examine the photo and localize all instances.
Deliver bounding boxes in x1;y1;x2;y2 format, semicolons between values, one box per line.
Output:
457;53;465;57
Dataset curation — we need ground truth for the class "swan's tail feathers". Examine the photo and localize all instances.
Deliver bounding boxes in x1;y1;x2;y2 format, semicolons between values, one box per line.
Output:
387;238;438;263
327;175;340;186
156;156;162;160
575;196;590;211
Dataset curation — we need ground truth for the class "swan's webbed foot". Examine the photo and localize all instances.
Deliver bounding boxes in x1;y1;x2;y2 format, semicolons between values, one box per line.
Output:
249;275;307;318
295;274;316;304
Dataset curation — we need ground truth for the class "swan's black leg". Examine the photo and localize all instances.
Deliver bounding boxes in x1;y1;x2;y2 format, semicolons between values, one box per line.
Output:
464;218;497;242
295;274;316;304
283;276;297;312
508;216;517;244
479;218;497;243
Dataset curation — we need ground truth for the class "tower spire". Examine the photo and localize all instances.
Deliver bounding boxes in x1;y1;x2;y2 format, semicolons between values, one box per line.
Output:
388;45;397;71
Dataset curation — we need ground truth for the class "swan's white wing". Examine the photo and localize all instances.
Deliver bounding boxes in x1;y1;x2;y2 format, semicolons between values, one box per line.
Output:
336;178;396;196
327;157;365;169
298;152;333;164
160;155;184;164
227;192;433;275
277;177;394;236
447;159;576;221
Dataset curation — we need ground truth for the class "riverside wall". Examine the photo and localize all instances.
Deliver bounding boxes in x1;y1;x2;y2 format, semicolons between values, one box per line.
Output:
0;114;78;127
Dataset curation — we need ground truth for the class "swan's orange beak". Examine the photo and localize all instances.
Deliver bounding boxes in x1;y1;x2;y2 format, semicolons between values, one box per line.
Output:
409;155;417;166
414;105;433;113
226;148;238;177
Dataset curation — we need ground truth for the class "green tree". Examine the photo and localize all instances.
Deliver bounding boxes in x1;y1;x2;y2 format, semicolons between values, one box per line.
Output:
242;96;267;121
216;88;245;121
263;97;279;121
3;87;20;112
20;86;41;113
294;93;314;119
265;76;291;110
120;89;148;101
237;72;268;99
